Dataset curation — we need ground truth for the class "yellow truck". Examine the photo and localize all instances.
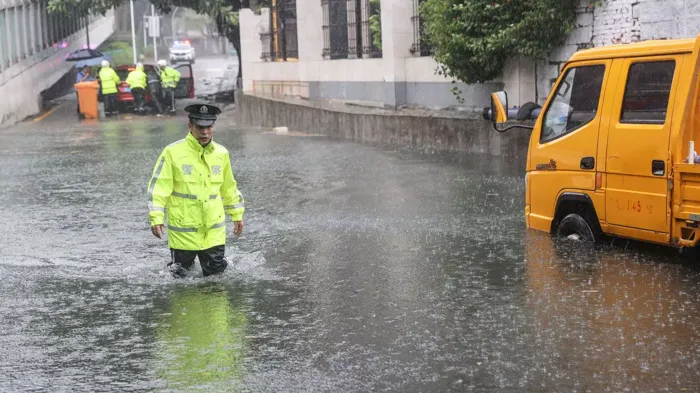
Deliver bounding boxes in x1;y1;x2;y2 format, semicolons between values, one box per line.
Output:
487;34;700;247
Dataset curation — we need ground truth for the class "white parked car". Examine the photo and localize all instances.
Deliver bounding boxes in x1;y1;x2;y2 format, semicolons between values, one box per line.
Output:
169;40;195;64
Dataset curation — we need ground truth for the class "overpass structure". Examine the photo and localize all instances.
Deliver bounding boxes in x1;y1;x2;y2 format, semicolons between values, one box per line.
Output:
0;1;115;128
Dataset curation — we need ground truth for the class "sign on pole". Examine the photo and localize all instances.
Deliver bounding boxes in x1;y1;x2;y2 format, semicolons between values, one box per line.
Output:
148;16;160;38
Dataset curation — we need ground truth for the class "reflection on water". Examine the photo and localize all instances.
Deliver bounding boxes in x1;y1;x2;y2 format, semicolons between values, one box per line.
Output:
525;232;700;391
155;283;248;392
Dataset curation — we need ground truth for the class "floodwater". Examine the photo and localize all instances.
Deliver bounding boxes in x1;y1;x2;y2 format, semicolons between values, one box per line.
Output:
1;105;700;392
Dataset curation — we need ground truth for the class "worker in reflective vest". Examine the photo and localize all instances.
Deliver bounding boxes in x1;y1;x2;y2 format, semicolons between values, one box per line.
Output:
147;103;245;278
158;59;181;115
126;63;148;113
98;60;121;116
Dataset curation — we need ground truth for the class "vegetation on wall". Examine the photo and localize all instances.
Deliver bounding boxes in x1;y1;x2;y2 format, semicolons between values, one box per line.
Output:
419;0;579;90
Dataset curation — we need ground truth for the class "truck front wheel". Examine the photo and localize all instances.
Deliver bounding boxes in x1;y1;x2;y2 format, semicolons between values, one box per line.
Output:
556;213;596;242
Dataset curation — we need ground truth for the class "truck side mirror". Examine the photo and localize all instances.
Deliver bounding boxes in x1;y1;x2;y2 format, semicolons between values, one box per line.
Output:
490;91;508;124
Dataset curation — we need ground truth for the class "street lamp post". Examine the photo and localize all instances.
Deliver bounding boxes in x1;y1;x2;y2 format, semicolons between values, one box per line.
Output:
171;7;180;43
130;0;137;64
152;4;158;62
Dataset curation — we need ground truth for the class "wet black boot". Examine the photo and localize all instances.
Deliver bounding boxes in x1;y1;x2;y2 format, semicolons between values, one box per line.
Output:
167;262;188;278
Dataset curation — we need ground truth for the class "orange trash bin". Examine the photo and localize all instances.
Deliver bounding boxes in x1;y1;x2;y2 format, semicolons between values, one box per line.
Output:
75;81;100;119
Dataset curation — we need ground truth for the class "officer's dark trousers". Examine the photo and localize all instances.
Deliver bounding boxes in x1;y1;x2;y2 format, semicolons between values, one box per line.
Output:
163;87;176;113
147;82;164;114
103;93;117;114
132;87;145;111
168;245;228;277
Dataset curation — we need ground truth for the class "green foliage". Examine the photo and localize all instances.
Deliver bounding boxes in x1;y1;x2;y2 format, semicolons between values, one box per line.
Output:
420;0;579;85
48;0;117;16
98;39;134;65
368;0;381;50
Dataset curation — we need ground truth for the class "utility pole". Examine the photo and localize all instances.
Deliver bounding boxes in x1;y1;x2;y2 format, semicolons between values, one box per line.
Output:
85;16;90;49
171;7;180;43
130;0;137;64
151;4;158;62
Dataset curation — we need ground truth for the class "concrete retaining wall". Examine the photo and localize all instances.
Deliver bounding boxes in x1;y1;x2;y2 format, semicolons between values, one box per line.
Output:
236;93;532;159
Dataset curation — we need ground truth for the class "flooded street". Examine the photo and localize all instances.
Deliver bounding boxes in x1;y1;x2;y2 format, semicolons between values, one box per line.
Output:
1;86;700;392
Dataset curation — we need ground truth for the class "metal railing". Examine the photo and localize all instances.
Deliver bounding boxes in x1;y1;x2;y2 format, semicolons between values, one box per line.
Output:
268;0;298;61
362;0;381;58
410;0;431;56
260;31;271;61
322;0;380;60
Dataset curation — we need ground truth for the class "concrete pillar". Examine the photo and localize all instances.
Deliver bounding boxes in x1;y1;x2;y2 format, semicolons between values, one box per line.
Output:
240;8;267;93
379;0;413;107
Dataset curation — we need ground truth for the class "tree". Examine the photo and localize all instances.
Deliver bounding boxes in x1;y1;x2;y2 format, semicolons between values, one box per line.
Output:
419;0;579;86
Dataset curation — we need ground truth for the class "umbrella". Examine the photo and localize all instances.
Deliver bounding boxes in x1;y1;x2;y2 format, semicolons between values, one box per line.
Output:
65;48;105;62
75;54;113;68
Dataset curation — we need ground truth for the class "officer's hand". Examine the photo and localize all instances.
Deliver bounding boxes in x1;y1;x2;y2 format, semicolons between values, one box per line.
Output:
151;224;165;238
233;221;244;236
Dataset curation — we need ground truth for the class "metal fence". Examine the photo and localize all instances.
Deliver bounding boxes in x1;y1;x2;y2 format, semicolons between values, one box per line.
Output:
269;0;298;61
260;31;271;61
1;0;94;72
361;0;381;58
322;0;380;60
410;0;431;56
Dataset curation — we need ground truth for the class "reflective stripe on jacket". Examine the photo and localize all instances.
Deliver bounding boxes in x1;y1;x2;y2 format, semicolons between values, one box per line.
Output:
147;132;245;250
126;67;147;89
99;67;121;94
160;67;181;89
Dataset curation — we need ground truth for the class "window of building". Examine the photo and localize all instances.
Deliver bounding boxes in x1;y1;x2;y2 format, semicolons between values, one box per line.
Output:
620;61;676;125
540;65;606;143
410;0;431;56
322;0;381;60
269;0;298;61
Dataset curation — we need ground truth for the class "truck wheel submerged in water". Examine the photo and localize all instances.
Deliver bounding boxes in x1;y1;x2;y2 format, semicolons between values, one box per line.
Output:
556;213;597;242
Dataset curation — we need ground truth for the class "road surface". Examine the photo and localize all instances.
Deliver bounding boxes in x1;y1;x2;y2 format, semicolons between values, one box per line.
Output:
1;58;700;392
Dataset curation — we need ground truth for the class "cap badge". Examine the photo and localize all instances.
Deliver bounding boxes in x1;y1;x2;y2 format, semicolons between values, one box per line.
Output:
200;106;208;114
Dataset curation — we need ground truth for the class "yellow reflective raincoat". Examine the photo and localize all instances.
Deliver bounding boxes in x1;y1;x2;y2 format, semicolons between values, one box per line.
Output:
160;66;181;89
98;66;121;94
126;66;147;89
147;132;245;250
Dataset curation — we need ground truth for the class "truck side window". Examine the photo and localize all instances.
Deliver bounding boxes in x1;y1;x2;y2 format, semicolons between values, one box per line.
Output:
540;65;605;143
620;61;676;124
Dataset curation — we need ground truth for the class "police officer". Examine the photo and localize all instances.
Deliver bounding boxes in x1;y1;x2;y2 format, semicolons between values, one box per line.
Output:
98;60;121;116
147;104;245;278
126;63;147;113
158;59;181;115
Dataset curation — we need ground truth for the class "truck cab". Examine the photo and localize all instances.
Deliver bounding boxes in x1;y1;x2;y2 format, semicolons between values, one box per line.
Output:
488;33;700;248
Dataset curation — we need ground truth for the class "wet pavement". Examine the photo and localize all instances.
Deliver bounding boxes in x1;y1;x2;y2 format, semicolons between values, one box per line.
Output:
2;74;700;392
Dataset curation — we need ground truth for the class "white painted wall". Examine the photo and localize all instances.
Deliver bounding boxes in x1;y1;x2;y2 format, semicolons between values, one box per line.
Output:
241;0;700;108
0;12;115;128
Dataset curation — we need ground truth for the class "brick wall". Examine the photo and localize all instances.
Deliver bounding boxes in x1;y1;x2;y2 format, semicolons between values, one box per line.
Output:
516;0;700;106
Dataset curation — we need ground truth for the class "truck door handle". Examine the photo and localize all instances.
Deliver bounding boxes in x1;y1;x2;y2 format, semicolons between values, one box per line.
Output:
652;160;665;176
580;157;595;170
